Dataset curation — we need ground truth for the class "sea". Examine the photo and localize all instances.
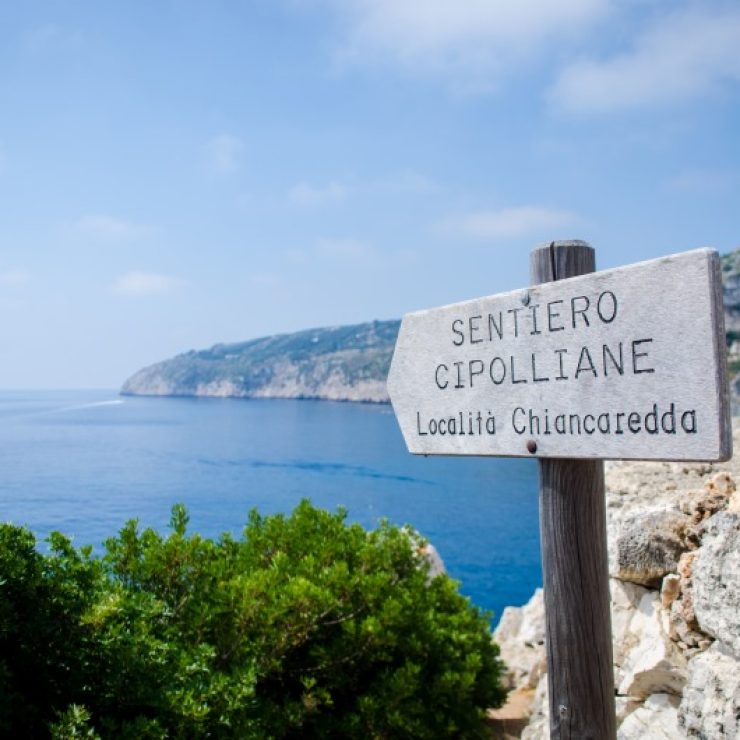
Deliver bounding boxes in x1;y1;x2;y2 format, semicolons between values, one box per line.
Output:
0;389;542;623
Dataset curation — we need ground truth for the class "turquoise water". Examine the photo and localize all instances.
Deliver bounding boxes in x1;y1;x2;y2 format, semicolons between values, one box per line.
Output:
0;389;541;621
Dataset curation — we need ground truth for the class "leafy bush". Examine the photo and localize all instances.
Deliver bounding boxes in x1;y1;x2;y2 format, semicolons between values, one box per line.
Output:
0;501;506;738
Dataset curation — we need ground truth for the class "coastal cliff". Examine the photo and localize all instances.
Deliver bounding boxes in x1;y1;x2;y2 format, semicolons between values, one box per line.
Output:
491;422;740;738
121;320;399;402
122;248;740;403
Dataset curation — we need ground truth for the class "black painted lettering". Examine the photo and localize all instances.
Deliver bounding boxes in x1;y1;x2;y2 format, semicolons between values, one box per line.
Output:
554;349;568;380
486;413;496;435
681;410;697;433
512;407;526;434
597;413;611;433
583;414;595;434
632;339;654;374
555;414;566;434
615;412;625;434
453;361;464;389
547;300;565;332
435;364;449;389
569;414;582;434
529;304;542;335
416;412;428;435
510;356;527;384
571;295;590;328
528;408;540;435
489;357;506;385
603;343;624;376
451;318;465;346
488;312;503;340
628;412;641;433
507;307;523;337
469;315;483;344
645;404;658;434
661;404;676;434
575;346;598;378
597;291;618;323
469;359;484;387
439;418;446;435
532;353;550;382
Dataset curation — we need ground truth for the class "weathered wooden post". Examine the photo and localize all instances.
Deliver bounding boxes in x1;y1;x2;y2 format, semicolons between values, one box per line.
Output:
386;241;731;739
531;240;615;738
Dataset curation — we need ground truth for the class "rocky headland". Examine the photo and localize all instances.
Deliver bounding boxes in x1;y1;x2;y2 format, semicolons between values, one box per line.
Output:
121;320;399;402
491;422;740;739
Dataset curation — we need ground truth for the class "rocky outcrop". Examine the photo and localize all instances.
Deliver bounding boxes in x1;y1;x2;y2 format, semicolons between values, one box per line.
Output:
495;423;740;738
121;320;399;403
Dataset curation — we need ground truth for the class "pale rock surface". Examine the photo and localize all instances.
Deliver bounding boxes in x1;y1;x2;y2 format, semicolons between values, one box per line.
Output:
519;674;548;740
617;693;682;739
679;641;740;738
692;511;740;656
493;589;545;691
617;590;687;699
610;579;650;669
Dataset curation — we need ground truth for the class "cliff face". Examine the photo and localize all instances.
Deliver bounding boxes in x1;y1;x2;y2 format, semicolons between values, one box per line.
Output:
722;250;740;405
492;423;740;738
121;320;399;402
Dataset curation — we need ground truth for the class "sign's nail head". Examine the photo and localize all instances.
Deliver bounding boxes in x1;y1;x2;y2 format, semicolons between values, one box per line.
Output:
526;440;537;454
558;705;568;719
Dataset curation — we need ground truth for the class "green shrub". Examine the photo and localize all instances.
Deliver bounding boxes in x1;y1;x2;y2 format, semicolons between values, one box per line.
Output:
0;501;506;738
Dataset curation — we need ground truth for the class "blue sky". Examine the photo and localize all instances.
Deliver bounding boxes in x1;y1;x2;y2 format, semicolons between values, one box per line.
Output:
1;0;739;388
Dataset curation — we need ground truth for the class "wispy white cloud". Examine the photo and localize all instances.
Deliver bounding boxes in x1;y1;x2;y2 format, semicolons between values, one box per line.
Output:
113;271;181;295
325;0;610;90
205;134;244;174
0;269;30;286
75;215;151;240
440;206;578;239
288;180;348;206
549;7;740;113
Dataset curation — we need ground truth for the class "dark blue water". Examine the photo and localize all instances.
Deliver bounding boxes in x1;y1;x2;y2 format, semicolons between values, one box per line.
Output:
0;390;541;622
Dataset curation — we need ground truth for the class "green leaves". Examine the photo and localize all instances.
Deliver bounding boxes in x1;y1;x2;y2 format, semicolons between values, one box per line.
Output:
0;500;506;737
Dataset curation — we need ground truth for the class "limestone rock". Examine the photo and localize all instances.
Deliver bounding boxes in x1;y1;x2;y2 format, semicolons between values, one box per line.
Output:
617;693;682;739
520;673;548;740
493;589;545;690
418;542;446;579
610;579;650;669
661;573;681;609
692;512;740;656
618;591;686;699
679;641;740;738
613;510;689;586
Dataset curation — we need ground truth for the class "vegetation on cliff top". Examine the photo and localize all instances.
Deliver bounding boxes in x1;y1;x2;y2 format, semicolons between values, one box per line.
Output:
0;501;505;738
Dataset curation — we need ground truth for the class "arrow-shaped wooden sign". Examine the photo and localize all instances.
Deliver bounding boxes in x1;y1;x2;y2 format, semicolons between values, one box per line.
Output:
387;248;731;461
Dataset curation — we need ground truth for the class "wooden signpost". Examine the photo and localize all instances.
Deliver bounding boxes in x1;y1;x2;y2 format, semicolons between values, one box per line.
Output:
387;241;732;739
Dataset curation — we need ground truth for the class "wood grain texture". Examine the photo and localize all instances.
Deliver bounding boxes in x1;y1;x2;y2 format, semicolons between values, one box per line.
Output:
532;241;616;740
